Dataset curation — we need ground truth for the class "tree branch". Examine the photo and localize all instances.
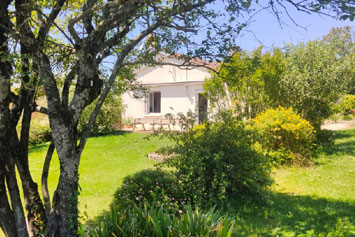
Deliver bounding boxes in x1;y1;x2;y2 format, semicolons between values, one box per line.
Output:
41;140;55;219
36;0;67;46
34;8;75;46
77;24;160;152
34;105;48;115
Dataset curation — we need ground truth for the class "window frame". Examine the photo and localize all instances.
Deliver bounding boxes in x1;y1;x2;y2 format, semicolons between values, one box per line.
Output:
147;91;161;114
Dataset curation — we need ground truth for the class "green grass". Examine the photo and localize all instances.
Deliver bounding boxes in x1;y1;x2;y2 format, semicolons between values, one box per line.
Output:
231;129;355;236
273;129;355;202
2;129;355;236
28;131;168;219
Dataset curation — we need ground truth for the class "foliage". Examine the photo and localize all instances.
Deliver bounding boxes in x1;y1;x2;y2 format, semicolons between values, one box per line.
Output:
278;34;354;130
86;202;235;237
160;113;272;206
205;27;355;130
251;107;316;165
338;94;355;115
29;123;51;145
204;47;285;119
19;116;52;145
111;169;186;213
79;94;123;135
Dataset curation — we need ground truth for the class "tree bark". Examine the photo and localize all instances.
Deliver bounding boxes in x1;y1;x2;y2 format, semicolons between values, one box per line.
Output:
10;125;47;236
14;49;47;235
42;140;55;219
0;1;26;236
0;164;16;237
4;156;29;237
46;135;80;237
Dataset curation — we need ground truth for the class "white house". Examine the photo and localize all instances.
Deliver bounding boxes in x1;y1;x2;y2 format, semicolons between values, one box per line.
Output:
122;56;217;125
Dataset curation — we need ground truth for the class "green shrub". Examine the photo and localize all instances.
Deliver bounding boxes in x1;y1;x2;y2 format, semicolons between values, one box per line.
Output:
251;106;316;165
112;169;186;212
86;202;235;237
342;114;353;121
16;114;52;145
79;95;123;135
161;113;272;206
338;94;355;115
27;117;52;145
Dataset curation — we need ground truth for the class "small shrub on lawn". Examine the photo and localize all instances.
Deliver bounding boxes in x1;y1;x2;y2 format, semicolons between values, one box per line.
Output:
86;202;235;237
251;106;316;165
160;112;272;206
112;169;186;212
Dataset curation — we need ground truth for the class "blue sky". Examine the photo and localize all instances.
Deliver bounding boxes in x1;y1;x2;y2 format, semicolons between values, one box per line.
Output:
233;5;354;51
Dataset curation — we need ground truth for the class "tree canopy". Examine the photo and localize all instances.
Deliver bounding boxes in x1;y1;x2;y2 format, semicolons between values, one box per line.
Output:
205;27;355;129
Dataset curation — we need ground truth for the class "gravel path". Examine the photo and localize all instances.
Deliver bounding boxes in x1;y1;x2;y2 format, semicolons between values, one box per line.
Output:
321;120;355;130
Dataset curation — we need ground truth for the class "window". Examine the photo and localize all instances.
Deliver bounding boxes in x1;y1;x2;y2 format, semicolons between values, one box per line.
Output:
149;91;161;113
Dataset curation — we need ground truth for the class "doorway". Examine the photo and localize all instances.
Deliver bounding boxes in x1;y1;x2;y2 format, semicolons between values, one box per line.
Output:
198;93;208;124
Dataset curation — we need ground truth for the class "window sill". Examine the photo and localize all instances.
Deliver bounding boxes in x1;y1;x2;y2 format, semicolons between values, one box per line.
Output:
145;113;162;116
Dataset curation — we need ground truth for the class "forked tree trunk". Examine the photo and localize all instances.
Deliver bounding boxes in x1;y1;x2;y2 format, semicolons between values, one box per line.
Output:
0;1;27;235
4;155;29;237
46;128;80;236
12;94;47;235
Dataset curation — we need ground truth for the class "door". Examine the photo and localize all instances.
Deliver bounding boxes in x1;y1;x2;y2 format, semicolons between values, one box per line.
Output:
198;93;208;124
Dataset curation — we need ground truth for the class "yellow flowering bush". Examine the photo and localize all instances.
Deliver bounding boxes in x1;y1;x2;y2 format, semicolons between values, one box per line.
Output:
338;94;355;115
251;106;316;165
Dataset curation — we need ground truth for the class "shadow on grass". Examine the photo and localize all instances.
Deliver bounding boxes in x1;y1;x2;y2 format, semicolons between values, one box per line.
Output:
87;130;132;138
233;192;355;236
317;129;355;157
29;131;133;153
29;142;51;153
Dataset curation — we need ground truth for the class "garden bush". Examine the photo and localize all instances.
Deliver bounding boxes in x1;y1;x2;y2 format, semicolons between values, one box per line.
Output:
160;113;272;206
251;106;316;165
112;169;186;212
85;202;235;237
79;95;123;135
25;116;52;145
338;94;355;115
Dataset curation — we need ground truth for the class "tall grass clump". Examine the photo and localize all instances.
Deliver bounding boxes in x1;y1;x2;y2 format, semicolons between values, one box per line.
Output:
86;202;235;237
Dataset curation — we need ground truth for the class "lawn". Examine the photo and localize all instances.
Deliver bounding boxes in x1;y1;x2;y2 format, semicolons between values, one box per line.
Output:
28;131;168;220
233;129;355;235
3;129;355;236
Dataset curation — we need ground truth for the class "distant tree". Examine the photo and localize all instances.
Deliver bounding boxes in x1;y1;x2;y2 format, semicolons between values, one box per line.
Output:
279;32;354;130
206;27;354;130
205;47;285;119
323;26;355;94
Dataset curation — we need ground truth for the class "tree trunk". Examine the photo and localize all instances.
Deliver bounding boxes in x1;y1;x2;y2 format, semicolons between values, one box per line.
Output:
0;59;16;236
12;135;47;236
13;102;47;235
0;1;28;235
4;155;29;237
46;131;80;237
0;157;17;237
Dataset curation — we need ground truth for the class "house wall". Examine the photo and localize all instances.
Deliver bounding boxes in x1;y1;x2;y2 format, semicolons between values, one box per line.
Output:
136;58;211;84
122;83;204;120
122;57;212;121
